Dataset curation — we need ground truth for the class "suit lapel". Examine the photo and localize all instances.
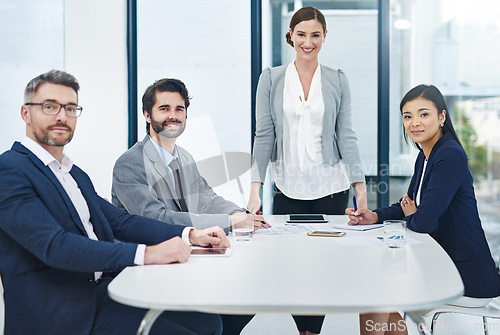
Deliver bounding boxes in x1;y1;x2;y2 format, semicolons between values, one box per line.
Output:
274;74;284;132
413;133;453;199
176;150;192;211
25;150;88;237
142;137;183;210
72;171;112;241
413;152;425;198
321;65;335;119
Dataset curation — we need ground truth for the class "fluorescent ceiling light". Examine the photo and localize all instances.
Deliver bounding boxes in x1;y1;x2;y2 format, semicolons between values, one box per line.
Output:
394;19;411;30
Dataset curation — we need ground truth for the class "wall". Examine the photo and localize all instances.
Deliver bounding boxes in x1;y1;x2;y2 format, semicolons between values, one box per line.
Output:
63;0;128;200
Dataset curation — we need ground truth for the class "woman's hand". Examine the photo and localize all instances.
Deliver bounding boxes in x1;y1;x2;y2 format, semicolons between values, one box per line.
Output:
247;182;262;214
345;207;378;225
400;194;417;217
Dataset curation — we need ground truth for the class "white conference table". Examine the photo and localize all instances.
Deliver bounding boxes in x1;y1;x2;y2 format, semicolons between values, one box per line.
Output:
108;215;464;335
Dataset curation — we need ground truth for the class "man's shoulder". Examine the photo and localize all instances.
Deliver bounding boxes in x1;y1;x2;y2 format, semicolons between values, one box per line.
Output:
175;145;194;160
0;142;32;166
0;147;19;160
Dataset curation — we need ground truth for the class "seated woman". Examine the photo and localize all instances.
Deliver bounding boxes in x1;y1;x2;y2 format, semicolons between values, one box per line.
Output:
346;84;500;335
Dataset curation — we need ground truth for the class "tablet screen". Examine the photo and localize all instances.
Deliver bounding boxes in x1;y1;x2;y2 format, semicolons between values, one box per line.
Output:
286;214;328;223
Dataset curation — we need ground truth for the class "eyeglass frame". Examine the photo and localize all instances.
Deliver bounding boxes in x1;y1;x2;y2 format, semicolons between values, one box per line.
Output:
25;102;83;118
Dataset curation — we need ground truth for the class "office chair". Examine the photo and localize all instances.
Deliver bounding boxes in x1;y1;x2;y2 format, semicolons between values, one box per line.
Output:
406;297;500;335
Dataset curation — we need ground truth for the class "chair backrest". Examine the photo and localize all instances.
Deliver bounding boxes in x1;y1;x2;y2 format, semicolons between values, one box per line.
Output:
421;298;500;319
416;299;500;335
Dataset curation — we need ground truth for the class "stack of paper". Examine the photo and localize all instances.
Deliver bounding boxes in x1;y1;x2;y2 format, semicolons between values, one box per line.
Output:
331;222;383;231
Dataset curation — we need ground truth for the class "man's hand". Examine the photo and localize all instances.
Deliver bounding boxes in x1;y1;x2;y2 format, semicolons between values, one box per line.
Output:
345;207;379;225
144;237;192;265
189;226;230;248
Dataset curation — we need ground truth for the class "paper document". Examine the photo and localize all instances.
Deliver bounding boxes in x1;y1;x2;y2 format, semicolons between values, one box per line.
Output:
333;236;384;246
333;235;421;246
255;224;317;235
331;222;383;231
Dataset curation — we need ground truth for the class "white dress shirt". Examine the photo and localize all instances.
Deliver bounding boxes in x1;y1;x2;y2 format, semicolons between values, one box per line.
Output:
272;63;349;200
20;137;192;273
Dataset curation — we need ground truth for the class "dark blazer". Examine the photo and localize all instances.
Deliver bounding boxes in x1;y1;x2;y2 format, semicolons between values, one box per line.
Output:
0;142;185;335
375;133;500;298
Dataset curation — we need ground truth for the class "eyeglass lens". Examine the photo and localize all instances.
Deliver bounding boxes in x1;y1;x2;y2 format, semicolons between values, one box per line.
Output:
42;102;82;117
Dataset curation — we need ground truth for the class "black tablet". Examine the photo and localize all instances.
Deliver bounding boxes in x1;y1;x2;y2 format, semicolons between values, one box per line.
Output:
285;214;328;223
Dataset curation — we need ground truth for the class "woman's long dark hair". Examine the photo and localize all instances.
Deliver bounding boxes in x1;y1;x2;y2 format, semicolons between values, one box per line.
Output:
400;84;463;150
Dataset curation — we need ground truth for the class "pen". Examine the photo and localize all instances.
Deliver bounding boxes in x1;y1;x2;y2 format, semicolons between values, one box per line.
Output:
353;195;359;223
242;208;270;228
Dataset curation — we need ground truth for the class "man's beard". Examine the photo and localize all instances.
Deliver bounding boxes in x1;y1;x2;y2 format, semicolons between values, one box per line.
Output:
151;116;186;139
34;123;74;147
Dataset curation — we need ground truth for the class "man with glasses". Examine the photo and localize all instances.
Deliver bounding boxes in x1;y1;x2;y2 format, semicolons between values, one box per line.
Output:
0;69;229;335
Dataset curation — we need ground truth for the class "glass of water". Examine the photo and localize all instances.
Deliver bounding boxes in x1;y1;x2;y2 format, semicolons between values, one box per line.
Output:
230;212;254;241
383;220;406;248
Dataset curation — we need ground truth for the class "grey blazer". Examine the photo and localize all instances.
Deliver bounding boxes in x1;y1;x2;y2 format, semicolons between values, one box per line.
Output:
251;64;365;186
112;136;240;230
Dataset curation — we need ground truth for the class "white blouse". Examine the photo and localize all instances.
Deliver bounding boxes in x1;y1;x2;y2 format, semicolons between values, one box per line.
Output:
416;159;428;206
271;63;349;200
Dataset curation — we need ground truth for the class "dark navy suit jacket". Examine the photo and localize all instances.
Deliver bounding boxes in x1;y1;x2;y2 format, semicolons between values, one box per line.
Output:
375;133;500;298
0;142;185;335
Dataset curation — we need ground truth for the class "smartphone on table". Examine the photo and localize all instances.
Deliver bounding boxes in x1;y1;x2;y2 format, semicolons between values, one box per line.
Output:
307;231;346;237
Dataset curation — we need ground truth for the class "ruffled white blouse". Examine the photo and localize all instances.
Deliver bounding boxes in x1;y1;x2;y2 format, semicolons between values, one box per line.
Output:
271;63;349;200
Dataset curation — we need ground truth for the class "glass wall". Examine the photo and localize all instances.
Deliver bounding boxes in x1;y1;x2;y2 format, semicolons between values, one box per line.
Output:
0;1;128;200
390;0;500;263
136;0;252;207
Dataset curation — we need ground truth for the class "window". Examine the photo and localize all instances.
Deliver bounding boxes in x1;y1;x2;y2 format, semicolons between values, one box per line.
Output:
390;0;500;264
137;0;252;206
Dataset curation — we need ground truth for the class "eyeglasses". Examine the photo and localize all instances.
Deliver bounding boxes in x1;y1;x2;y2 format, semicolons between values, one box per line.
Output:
25;102;83;118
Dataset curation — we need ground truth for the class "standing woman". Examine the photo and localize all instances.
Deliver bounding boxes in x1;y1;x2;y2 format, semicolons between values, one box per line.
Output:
347;84;500;335
247;6;366;335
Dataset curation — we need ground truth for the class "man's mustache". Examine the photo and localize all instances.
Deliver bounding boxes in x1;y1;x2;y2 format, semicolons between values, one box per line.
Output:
162;119;182;126
49;123;72;131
